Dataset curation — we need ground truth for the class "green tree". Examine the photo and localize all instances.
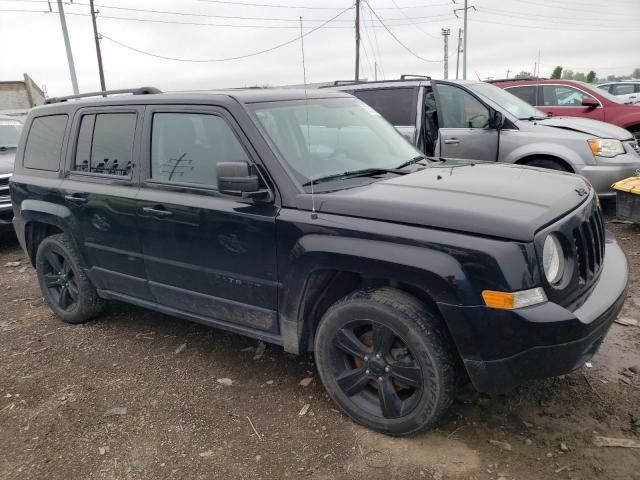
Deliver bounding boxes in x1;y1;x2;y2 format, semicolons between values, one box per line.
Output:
515;71;532;79
607;74;617;81
586;70;597;83
633;68;640;79
551;66;563;79
561;69;574;80
573;72;586;82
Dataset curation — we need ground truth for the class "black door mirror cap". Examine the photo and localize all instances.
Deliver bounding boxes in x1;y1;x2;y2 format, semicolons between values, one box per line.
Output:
491;110;505;130
216;161;271;201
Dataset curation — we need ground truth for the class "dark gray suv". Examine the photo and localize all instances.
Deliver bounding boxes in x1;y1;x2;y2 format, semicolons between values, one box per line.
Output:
0;115;23;231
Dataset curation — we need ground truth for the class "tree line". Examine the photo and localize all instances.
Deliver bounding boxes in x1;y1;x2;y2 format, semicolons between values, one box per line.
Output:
512;66;640;83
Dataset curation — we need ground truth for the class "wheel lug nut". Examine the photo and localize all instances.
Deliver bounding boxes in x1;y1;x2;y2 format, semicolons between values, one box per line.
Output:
375;353;381;359
384;366;390;373
364;355;369;361
365;369;370;375
377;377;383;382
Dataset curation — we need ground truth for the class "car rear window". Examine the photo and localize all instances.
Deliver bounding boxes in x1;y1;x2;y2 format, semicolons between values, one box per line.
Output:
23;114;68;171
74;113;137;176
352;88;417;125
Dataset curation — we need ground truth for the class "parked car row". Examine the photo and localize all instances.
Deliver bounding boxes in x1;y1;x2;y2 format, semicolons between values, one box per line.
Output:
488;78;640;140
597;80;640;104
7;85;629;436
325;77;640;197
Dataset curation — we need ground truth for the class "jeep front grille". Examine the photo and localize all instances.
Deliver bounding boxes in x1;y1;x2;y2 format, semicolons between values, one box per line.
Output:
573;207;605;285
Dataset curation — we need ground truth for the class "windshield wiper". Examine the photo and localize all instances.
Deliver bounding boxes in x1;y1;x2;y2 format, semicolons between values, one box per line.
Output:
302;168;408;187
396;155;427;169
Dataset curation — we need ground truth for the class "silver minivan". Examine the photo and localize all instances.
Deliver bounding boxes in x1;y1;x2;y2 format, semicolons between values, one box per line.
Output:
327;78;640;197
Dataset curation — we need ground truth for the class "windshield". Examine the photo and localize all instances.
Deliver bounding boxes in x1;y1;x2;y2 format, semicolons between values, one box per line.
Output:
0;121;23;148
250;97;422;187
574;81;629;104
467;82;546;119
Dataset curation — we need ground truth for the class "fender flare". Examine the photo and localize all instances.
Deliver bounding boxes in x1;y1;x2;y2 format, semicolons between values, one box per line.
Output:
278;234;473;354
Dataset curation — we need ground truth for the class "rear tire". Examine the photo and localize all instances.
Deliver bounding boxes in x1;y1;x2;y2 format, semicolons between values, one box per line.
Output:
35;233;104;324
314;287;457;436
523;157;571;172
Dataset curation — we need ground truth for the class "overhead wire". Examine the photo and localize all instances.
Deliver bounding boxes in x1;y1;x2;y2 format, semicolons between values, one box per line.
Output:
98;5;354;62
363;0;441;63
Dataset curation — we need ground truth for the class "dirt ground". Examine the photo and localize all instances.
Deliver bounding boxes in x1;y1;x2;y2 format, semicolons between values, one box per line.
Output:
1;203;639;480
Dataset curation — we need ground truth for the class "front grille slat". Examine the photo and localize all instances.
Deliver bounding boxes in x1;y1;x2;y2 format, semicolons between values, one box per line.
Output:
572;206;605;286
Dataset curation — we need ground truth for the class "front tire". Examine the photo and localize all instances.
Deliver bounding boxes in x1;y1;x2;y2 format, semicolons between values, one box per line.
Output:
35;233;104;324
314;287;457;436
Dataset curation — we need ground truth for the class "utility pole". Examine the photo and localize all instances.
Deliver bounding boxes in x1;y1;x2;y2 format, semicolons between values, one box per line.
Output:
355;0;360;81
505;69;511;78
455;27;462;80
90;0;106;93
374;61;378;81
441;29;450;79
454;1;476;80
56;0;79;94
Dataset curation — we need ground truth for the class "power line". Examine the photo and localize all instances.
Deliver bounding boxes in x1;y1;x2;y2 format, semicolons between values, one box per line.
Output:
366;5;385;79
478;6;637;28
473;14;637;32
99;6;353;63
0;7;455;29
363;0;441;63
388;0;439;39
195;0;453;10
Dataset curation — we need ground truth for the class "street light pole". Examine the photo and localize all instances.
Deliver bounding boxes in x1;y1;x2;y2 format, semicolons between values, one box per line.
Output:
441;28;450;79
56;0;79;94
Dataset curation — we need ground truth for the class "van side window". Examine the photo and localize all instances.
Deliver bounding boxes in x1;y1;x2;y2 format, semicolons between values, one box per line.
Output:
353;88;417;125
150;113;249;188
437;84;490;128
74;113;136;176
24;114;68;171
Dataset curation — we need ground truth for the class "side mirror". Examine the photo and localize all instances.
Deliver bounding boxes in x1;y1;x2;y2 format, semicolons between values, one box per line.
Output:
582;97;599;109
216;162;271;201
490;110;505;130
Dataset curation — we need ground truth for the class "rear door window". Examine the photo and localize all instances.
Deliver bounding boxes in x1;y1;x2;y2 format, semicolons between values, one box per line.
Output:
24;114;68;171
352;88;417;125
505;85;538;106
74;113;137;176
612;84;635;95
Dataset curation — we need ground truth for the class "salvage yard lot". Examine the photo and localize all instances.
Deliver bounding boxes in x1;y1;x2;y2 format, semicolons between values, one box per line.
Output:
1;205;639;480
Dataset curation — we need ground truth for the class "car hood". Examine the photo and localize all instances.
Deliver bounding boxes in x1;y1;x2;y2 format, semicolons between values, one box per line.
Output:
0;149;16;174
535;116;632;140
312;162;590;242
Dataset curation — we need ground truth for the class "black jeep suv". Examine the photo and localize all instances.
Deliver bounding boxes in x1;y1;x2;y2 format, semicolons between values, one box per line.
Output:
10;87;628;436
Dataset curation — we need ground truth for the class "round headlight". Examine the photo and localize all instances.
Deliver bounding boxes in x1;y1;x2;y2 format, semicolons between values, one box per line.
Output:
543;234;564;285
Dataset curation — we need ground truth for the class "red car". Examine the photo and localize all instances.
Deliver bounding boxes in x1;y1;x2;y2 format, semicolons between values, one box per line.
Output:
490;79;640;140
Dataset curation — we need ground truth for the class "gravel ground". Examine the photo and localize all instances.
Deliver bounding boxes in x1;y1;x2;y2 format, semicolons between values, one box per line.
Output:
1;203;639;480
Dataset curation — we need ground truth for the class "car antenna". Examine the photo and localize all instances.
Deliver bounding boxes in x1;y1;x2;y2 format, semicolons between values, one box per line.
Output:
300;15;317;220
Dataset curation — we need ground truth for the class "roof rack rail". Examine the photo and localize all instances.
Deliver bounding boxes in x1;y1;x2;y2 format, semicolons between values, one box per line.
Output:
45;86;162;104
486;77;548;83
400;74;431;80
331;80;366;86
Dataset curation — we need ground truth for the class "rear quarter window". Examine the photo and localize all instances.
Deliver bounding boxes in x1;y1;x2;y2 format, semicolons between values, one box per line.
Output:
23;114;68;171
352;88;417;125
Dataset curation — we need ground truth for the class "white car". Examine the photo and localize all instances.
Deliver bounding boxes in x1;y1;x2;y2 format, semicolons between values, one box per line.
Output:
597;81;640;104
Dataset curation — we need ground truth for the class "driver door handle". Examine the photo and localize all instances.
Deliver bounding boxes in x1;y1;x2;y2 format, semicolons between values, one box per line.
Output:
142;206;173;218
64;194;88;204
443;138;460;145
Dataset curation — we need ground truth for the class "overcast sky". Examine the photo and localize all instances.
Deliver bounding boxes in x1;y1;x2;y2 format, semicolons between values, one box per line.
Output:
1;0;638;97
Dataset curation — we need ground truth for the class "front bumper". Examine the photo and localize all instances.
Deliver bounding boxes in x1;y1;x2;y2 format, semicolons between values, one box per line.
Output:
438;232;628;394
578;151;640;198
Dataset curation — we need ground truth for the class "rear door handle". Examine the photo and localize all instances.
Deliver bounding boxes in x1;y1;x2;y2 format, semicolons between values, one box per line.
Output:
142;206;173;218
443;138;460;145
64;194;87;204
